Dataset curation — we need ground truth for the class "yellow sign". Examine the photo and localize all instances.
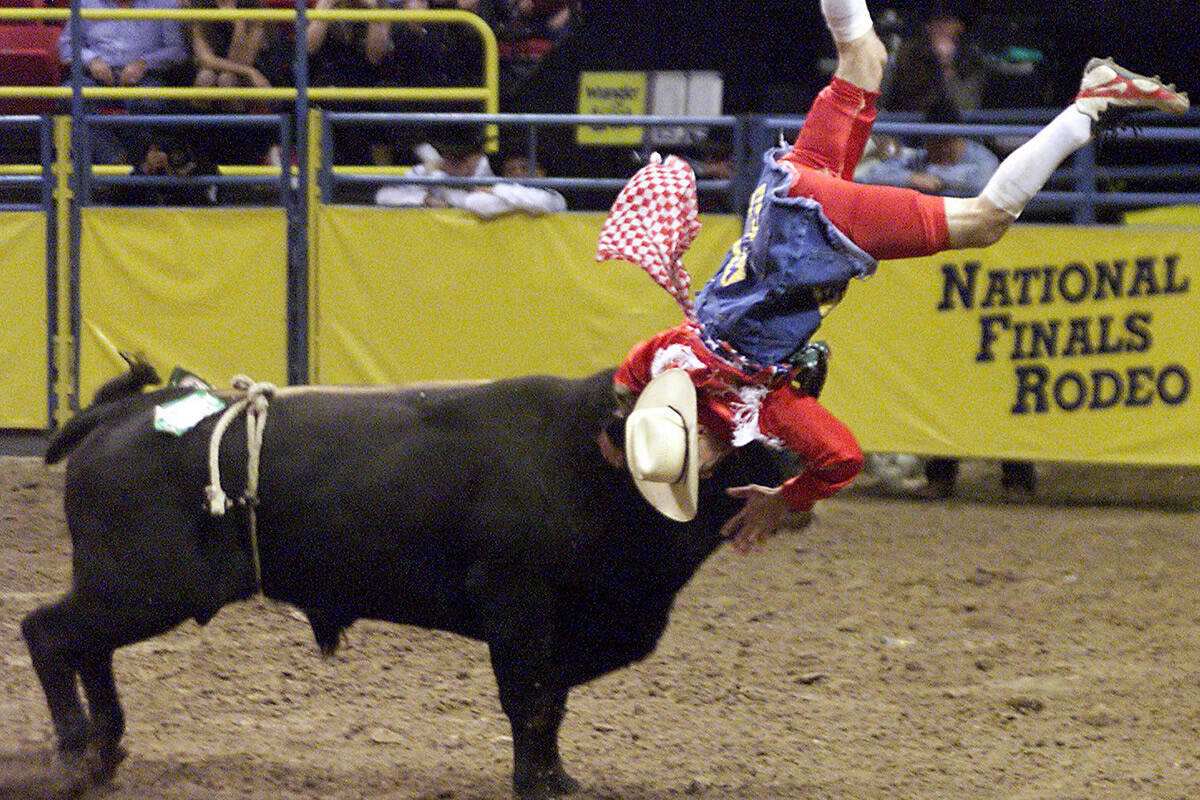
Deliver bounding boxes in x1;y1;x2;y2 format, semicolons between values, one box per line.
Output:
78;207;289;401
576;71;648;146
819;225;1200;466
0;212;49;428
311;207;740;385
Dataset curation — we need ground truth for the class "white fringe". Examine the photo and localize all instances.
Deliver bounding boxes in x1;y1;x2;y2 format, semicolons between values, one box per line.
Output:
650;344;706;377
650;343;785;449
729;384;784;448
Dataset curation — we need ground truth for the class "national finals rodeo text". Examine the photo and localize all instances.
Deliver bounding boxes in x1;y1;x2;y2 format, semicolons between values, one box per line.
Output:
936;255;1192;415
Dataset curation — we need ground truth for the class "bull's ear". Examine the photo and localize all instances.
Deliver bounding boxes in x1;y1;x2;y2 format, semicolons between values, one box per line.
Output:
118;350;152;373
614;383;636;412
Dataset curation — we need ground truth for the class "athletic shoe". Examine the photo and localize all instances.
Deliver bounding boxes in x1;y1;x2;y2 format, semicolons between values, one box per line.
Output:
1075;57;1190;121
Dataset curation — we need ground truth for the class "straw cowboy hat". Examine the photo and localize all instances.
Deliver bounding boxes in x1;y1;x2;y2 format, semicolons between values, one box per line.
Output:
625;368;699;522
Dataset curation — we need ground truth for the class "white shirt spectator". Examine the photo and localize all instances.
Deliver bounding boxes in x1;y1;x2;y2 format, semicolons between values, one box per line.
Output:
375;143;566;218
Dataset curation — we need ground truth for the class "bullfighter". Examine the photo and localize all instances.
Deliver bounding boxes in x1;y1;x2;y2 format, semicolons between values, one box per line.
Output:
596;0;1189;550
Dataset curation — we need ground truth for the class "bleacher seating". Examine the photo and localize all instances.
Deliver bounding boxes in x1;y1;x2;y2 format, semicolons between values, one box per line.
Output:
0;23;61;114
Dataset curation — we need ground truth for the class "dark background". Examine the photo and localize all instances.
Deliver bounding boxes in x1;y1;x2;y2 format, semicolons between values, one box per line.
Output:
517;0;1198;114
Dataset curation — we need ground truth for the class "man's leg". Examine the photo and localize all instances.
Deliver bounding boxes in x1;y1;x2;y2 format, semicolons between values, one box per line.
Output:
778;0;952;261
784;47;1188;261
62;75;127;165
824;0;887;94
947;59;1189;249
783;1;886;180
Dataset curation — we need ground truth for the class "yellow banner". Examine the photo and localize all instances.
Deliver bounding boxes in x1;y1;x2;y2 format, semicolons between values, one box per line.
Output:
1124;205;1200;225
312;207;739;384
576;71;648;146
0;212;49;428
820;225;1200;465
78;207;288;400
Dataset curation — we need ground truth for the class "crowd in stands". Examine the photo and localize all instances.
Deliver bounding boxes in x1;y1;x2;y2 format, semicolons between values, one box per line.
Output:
0;0;578;175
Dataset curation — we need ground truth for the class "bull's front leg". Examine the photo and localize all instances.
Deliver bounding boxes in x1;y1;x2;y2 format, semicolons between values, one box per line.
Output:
478;571;579;799
498;680;578;800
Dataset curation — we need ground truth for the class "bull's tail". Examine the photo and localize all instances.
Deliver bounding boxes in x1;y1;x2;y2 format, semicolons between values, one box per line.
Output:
45;358;161;465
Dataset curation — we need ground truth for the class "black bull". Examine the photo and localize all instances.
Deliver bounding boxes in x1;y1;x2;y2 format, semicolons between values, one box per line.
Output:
22;365;780;799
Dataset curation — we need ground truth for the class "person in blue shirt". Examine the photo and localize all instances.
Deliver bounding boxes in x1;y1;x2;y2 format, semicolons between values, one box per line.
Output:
58;0;188;164
857;99;999;197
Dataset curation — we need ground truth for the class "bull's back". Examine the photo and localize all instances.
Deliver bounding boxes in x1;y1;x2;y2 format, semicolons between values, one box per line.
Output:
250;376;604;633
259;378;571;526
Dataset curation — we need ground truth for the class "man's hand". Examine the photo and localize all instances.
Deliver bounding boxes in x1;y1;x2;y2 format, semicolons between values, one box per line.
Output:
88;59;115;85
118;59;148;86
720;484;789;554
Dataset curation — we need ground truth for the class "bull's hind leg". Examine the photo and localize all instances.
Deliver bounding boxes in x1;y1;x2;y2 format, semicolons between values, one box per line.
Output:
21;593;190;786
21;601;90;764
76;650;128;784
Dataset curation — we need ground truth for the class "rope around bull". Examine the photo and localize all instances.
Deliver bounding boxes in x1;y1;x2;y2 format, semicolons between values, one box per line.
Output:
204;376;275;596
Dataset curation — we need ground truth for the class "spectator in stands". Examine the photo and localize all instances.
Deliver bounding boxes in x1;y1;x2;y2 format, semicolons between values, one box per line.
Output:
878;5;1033;115
57;0;188;164
857;98;997;196
375;124;566;217
114;131;219;205
682;128;736;213
188;0;290;112
390;0;489;91
308;0;392;163
390;1;488;95
308;0;392;87
494;0;575;102
382;0;491;163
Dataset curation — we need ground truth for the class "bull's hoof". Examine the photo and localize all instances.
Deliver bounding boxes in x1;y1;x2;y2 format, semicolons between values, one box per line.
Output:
83;740;127;785
514;765;581;799
57;748;93;796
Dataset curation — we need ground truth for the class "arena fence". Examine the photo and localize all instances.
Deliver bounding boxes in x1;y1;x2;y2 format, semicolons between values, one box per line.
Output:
0;3;499;424
0;3;1197;465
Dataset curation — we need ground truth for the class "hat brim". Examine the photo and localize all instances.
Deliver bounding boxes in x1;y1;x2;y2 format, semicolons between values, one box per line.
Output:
628;369;699;522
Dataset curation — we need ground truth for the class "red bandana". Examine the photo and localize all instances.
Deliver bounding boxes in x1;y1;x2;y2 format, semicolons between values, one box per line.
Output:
595;153;702;321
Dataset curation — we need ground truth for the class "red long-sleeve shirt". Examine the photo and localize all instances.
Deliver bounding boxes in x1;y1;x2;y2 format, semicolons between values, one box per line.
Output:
614;324;863;511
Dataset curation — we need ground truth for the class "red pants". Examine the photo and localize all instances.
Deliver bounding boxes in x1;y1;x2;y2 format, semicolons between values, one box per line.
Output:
778;77;951;260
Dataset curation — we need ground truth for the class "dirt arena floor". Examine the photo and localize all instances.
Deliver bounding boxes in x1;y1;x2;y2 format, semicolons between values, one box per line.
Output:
2;454;1198;800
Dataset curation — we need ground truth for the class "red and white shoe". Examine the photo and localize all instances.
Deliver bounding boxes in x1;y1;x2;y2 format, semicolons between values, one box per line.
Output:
1075;57;1190;121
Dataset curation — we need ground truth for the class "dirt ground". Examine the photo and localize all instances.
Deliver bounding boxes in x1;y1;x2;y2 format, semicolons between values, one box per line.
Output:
1;454;1198;800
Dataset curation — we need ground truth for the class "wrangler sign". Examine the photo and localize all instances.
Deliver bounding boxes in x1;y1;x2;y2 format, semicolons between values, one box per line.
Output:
818;225;1200;465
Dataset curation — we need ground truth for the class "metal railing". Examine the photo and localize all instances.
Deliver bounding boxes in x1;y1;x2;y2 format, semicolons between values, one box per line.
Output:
0;2;500;396
0;1;1198;424
319;110;745;205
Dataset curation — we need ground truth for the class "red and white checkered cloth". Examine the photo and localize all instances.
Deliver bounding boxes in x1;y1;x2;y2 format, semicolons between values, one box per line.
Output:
595;153;702;321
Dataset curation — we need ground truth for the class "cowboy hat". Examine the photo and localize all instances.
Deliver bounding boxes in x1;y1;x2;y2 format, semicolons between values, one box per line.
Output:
625;368;699;522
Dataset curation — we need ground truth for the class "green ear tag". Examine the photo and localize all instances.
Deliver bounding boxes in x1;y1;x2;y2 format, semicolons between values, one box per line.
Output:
153;390;228;436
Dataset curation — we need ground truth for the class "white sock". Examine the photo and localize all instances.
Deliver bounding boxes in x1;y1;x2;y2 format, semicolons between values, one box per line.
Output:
821;0;874;42
981;105;1093;218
